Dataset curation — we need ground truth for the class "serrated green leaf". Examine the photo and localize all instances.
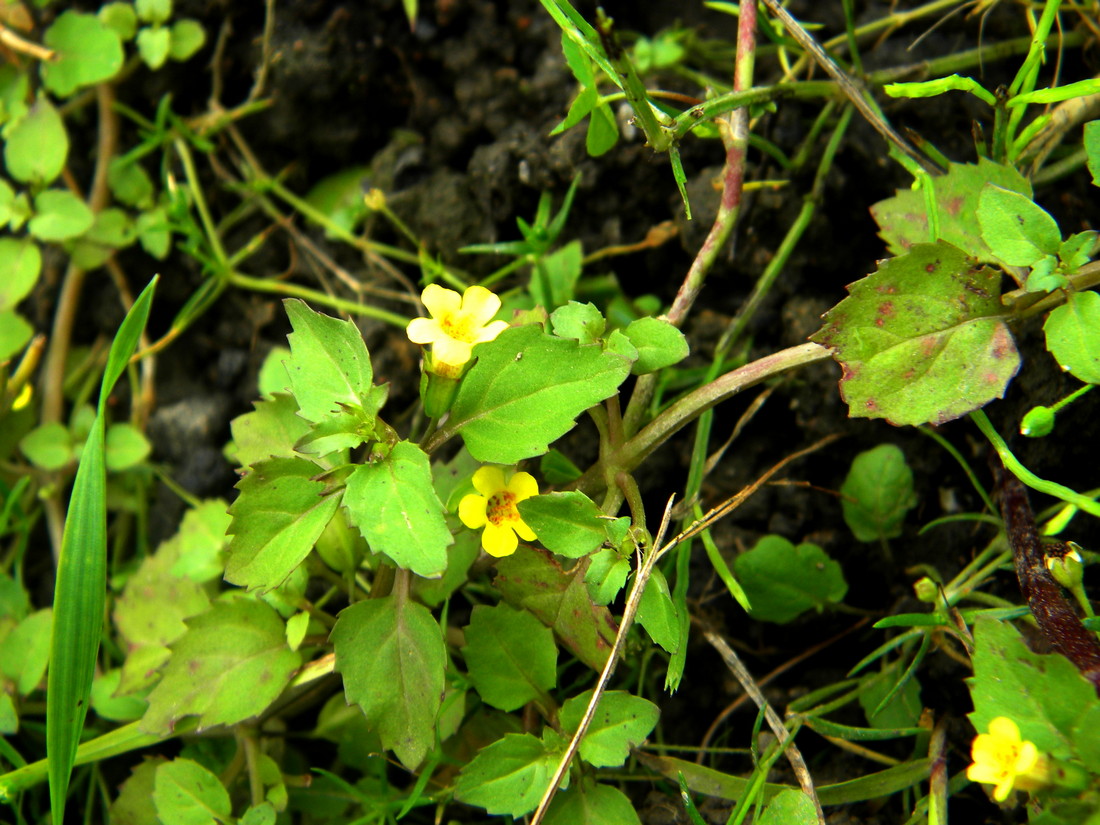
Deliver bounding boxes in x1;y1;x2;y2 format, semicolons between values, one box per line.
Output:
733;535;847;623
518;491;607;558
41;12;124;97
224;457;342;592
463;603;557;711
635;567;680;653
136;26;171;69
560;689;660;767
544;779;642;825
141;598;301;734
29;190;94;241
840;444;917;542
494;547;617;670
968;619;1100;760
169;19;206;61
283;299;375;424
5;97;68;185
332;595;446;769
811;242;1019;426
229;393;311;468
449;324;631;463
454;733;559;817
622;316;689;374
1044;291;1100;384
550;301;606;344
153;758;231;825
870;159;1031;261
977;185;1062;266
0;238;40;311
343;441;451;578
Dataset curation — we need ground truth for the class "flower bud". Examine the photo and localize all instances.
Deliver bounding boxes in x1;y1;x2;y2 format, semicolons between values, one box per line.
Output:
1046;544;1084;591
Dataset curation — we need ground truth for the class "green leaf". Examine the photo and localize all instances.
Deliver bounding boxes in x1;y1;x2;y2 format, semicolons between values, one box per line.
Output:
1044;291;1100;384
41;12;124;97
462;603;557;711
283;299;375;424
449;324;631;463
304;166;372;237
968;618;1100;760
584;548;630;605
0;311;32;361
635;567;680;653
732;535;847;624
90;669;148;722
136;27;171;70
586;101;619;157
332;595;446;769
870;159;1031;261
544;779;642;825
108;158;155;208
20;422;73;470
1086;120;1100;187
105;422;151;471
550;301;606;344
531;239;583;308
0;238;40;311
343;441;451;578
68;208;138;269
224;457;342;592
47;279;155;823
136;207;171;258
0;608;51;696
99;2;138;40
811;242;1019;426
977;185;1062;266
860;671;922;729
540;448;584;485
758;789;817;825
153;758;231;825
622;316;689;374
141;597;301;734
518;491;608;558
1058;230;1096;272
840;444;917;542
228;393;311;468
454;733;560;817
494;547;617;670
4;97;68;185
29;190;94;241
169;19;206;61
136;0;172;24
560;689;660;767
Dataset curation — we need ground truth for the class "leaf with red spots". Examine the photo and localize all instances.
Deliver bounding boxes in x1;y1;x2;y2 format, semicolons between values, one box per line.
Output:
812;242;1020;426
870;159;1031;262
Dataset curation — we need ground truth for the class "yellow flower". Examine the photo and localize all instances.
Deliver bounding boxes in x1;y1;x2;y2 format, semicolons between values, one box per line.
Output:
967;717;1049;802
458;466;538;557
406;284;509;369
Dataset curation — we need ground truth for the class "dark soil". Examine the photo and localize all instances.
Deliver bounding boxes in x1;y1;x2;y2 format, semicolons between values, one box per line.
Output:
30;0;1100;822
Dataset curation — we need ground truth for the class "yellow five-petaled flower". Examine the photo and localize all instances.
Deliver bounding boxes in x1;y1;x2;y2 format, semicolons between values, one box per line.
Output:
406;284;509;370
967;716;1049;802
459;466;538;557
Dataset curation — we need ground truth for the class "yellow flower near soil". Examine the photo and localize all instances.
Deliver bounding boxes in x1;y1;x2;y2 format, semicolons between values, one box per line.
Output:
406;284;509;369
967;716;1049;802
459;466;538;557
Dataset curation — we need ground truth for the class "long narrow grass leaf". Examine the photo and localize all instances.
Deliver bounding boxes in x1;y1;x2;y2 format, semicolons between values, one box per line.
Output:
46;278;157;821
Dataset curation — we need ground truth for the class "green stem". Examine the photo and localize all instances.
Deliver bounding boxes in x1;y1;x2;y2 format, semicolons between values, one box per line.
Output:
226;272;409;328
970;409;1100;518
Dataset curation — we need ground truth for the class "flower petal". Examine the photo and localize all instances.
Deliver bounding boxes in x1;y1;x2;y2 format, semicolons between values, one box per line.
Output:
474;320;510;344
421;284;461;319
459;493;488;529
433;335;473;366
407;317;442;345
462;285;502;326
993;779;1014;802
508;471;539;501
514;518;537;542
483;522;518;557
989;717;1021;741
473;466;506;497
1014;741;1039;774
967;763;1002;785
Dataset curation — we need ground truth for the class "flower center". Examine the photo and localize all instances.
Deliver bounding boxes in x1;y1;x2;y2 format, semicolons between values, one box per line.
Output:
441;312;476;343
486;491;518;526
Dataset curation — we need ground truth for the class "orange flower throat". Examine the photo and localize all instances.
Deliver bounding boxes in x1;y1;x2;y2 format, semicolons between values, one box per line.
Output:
487;492;518;526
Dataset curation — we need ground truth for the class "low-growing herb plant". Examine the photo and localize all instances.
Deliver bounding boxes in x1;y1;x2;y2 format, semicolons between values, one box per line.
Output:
2;1;1100;824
